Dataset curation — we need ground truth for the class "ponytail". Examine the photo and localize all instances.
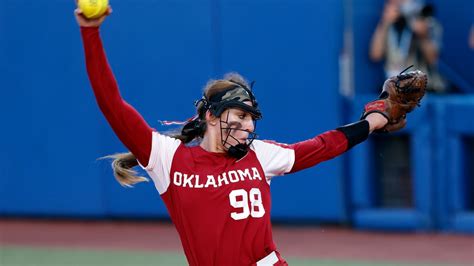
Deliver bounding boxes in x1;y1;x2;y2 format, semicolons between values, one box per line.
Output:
102;120;205;187
173;118;207;144
101;152;149;187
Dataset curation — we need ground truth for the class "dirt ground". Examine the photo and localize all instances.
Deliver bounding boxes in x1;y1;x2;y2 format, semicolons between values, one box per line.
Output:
1;219;473;265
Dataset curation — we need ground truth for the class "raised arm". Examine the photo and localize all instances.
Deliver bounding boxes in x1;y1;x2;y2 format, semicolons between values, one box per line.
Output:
410;17;440;65
369;3;399;61
75;9;153;165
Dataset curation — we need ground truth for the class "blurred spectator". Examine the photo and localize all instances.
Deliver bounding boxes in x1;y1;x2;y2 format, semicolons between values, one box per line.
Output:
370;0;447;93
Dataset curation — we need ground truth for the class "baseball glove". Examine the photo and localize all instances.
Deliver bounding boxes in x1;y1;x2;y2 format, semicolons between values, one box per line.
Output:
361;66;427;132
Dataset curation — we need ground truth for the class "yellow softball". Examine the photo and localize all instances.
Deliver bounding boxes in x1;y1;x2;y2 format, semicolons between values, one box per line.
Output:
77;0;109;19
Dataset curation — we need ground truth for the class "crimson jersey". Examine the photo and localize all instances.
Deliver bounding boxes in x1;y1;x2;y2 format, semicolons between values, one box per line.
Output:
81;26;350;265
142;133;294;265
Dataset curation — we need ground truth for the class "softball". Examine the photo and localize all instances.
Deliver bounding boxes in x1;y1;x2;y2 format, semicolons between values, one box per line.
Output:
77;0;109;19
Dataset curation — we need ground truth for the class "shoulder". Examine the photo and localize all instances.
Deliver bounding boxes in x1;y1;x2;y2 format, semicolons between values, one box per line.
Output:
152;132;182;149
250;140;295;177
144;132;183;170
251;139;292;151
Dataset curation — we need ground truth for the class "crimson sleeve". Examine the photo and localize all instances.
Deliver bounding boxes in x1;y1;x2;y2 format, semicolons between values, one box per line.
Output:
288;130;348;173
80;27;153;165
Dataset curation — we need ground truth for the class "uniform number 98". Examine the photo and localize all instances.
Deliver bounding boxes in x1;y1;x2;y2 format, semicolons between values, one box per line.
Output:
229;188;265;220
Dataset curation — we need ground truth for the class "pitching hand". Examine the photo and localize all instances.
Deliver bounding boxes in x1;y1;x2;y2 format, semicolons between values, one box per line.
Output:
74;6;112;27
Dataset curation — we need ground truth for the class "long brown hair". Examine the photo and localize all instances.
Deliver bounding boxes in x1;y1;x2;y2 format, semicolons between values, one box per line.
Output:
107;72;250;187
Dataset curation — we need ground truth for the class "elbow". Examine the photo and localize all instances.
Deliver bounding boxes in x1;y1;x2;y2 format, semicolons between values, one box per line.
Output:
96;98;116;117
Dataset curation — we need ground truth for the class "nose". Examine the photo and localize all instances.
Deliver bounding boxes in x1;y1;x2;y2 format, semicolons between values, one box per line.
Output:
242;118;255;133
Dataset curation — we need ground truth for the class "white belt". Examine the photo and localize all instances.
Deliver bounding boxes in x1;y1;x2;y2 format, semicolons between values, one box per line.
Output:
256;251;278;266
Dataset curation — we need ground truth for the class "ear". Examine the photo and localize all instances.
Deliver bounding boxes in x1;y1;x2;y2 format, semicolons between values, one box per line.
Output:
205;110;219;126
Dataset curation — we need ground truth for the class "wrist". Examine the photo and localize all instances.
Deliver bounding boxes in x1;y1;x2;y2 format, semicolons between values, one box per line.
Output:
365;112;389;132
336;120;370;150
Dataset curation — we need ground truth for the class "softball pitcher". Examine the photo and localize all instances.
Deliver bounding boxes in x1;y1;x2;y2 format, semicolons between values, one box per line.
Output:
75;5;424;265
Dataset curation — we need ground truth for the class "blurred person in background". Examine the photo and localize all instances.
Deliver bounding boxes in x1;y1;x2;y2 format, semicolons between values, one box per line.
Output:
370;0;447;93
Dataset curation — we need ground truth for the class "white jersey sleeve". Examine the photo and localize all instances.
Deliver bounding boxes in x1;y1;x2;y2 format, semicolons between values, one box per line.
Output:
250;140;295;180
139;132;181;194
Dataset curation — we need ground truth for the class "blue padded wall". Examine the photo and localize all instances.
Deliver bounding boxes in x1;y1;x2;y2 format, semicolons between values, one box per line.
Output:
351;0;386;94
3;0;473;229
218;0;345;221
348;94;434;231
0;0;107;217
433;96;474;233
0;0;215;218
432;0;474;92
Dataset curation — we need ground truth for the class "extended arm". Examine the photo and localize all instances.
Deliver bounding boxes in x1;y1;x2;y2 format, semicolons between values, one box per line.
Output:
289;113;388;173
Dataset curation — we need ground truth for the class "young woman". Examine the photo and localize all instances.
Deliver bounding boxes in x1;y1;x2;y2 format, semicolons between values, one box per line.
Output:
75;6;393;266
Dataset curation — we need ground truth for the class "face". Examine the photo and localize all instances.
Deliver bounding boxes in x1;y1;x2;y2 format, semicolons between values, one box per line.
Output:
219;103;256;148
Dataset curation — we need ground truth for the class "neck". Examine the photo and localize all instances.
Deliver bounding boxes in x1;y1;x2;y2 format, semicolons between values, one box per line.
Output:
200;131;226;153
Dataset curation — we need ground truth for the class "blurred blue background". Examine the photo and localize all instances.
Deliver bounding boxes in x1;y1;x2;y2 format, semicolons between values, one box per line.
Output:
0;0;473;233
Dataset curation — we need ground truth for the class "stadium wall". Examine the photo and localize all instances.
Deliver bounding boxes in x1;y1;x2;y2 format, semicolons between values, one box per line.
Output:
0;0;473;232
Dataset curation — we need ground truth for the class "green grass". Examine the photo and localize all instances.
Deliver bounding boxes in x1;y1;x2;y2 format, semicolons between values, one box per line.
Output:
0;246;451;266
